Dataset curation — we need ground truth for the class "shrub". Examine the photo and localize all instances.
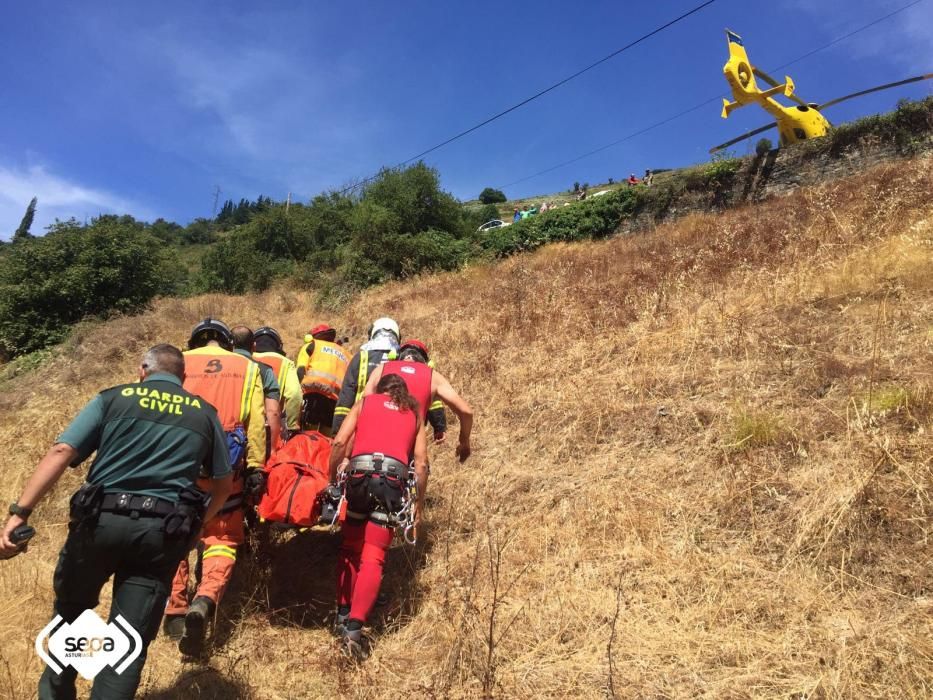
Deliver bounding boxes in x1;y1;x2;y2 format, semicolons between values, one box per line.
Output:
148;218;184;244
703;154;740;185
182;218;217;245
198;162;469;295
481;187;639;257
478;187;507;204
755;138;773;156
812;96;933;156
0;216;178;357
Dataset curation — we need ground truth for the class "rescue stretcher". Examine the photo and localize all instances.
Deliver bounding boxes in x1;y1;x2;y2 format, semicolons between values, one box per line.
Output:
256;430;418;544
257;430;341;528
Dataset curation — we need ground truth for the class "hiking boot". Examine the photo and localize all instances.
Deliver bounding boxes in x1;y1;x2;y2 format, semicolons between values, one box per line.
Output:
340;627;369;662
179;596;214;656
333;611;349;638
162;614;185;641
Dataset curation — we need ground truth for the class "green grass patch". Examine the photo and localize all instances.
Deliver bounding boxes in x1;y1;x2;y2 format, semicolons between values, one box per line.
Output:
728;408;786;449
866;385;911;415
0;348;53;389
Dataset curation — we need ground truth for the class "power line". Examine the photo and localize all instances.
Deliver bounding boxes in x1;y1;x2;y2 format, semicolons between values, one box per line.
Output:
500;97;720;188
499;0;926;190
337;0;719;194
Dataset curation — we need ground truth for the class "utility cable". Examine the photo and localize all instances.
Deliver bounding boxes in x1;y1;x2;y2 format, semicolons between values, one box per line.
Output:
336;0;719;194
498;0;926;189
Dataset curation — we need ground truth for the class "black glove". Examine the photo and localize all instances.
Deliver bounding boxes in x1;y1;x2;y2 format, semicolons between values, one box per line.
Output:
244;468;267;501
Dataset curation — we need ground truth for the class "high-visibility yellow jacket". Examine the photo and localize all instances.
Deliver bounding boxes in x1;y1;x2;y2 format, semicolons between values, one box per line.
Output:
183;346;266;469
296;339;349;401
254;351;302;431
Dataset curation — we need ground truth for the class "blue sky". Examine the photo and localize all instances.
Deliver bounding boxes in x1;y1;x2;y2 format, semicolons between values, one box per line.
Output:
1;0;931;237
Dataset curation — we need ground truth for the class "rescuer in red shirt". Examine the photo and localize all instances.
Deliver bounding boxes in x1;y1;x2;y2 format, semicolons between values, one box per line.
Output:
327;373;428;660
363;339;473;463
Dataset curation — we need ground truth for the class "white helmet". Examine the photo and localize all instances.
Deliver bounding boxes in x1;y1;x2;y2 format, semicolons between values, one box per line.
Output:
369;317;400;340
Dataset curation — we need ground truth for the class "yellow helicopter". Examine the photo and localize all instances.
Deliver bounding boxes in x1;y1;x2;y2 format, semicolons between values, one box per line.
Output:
711;29;932;153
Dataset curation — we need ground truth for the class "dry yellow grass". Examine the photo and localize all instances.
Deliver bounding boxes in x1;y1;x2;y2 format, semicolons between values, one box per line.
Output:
0;155;931;698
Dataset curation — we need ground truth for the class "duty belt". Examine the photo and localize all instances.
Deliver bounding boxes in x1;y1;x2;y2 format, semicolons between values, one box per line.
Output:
349;453;410;479
100;493;175;519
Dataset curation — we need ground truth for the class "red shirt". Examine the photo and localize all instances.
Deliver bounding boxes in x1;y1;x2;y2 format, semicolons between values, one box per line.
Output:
382;360;432;420
351;394;418;465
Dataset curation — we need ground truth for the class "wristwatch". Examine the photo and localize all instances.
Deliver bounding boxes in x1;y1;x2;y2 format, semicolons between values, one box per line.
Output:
8;503;32;519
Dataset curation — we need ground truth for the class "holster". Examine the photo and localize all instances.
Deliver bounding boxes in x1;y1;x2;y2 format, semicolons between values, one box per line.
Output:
162;484;210;544
68;483;104;532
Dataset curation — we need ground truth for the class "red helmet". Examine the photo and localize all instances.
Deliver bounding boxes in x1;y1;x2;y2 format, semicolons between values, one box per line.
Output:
399;339;430;362
308;324;336;340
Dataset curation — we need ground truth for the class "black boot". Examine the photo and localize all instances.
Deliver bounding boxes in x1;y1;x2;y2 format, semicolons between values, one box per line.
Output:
333;606;350;638
179;596;215;656
162;614;186;641
340;620;369;661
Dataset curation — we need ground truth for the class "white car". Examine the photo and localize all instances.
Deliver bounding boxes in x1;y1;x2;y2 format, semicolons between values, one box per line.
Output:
477;219;509;232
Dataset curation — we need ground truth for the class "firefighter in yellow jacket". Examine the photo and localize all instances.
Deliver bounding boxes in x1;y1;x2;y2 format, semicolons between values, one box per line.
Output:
253;326;302;439
163;319;266;656
295;324;349;436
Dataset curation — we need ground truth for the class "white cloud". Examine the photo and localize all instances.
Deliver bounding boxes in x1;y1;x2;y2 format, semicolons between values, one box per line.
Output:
0;164;152;239
145;32;382;198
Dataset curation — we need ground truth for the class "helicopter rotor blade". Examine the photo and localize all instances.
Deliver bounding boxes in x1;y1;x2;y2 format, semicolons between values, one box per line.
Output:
753;67;808;107
819;73;933;110
709;122;778;154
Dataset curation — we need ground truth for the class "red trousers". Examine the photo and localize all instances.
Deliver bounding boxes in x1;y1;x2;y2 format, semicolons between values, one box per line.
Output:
336;519;394;624
166;508;244;615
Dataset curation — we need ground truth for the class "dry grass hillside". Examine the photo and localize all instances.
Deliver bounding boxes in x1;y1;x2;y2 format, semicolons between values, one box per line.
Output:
0;155;931;699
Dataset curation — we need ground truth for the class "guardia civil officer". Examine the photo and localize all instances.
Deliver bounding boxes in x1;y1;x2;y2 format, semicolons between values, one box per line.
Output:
0;344;232;700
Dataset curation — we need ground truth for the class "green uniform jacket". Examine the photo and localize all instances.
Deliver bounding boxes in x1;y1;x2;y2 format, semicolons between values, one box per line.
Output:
57;373;231;502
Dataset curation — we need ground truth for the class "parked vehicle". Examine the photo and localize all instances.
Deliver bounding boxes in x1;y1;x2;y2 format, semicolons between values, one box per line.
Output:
477;219;509;232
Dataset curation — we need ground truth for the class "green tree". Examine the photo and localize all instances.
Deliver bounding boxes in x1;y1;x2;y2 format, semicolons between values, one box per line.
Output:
12;197;37;242
197;162;470;296
148;218;184;243
182;218;217;245
0;215;179;357
478;187;507;204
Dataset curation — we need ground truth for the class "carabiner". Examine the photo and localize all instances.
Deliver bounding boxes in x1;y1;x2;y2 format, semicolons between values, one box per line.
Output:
403;523;417;546
329;495;345;528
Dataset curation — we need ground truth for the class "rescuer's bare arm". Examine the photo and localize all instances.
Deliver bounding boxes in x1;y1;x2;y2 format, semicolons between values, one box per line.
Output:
328;402;361;482
412;415;429;524
0;443;76;556
433;372;473;462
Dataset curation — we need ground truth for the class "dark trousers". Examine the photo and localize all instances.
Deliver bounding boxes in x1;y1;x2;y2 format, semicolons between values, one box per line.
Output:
39;512;190;700
301;393;336;435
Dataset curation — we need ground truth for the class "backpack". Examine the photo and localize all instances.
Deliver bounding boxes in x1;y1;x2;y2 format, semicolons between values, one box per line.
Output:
227;425;247;470
257;431;333;526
